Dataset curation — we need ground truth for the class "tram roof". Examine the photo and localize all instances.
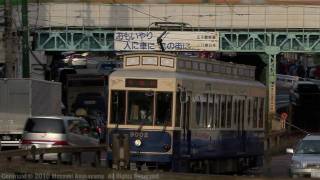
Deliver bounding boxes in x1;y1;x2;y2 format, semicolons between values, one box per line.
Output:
120;52;256;81
110;69;265;88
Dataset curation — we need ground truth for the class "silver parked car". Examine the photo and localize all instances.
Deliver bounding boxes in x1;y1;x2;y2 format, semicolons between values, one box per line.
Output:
287;134;320;178
20;116;99;163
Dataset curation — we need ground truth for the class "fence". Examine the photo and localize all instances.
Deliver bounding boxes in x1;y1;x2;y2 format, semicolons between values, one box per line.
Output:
0;145;107;167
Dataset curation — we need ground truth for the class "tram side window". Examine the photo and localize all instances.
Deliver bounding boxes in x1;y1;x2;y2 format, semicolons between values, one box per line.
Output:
110;90;126;124
176;92;181;127
253;97;258;128
220;95;226;128
226;95;232;128
196;97;201;127
127;91;154;125
202;94;208;128
214;95;220;128
241;99;245;128
237;100;241;128
233;98;238;127
208;95;214;128
247;99;252;127
156;92;173;126
258;98;264;128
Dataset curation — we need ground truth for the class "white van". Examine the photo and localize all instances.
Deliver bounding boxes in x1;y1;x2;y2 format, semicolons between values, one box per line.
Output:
20;116;99;163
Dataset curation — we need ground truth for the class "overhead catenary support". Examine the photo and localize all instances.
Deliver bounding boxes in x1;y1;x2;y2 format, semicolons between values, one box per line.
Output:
4;0;14;78
264;46;280;131
260;47;278;177
21;0;29;78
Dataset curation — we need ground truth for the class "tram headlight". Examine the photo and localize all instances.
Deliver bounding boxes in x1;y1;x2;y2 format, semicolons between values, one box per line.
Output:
134;139;142;147
163;144;171;151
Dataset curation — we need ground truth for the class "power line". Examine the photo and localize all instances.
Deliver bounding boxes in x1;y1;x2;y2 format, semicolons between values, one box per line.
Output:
111;0;168;22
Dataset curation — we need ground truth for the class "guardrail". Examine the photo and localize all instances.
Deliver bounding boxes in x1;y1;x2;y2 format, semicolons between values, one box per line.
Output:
265;130;304;156
307;78;320;87
277;74;320;88
276;74;299;88
0;145;107;167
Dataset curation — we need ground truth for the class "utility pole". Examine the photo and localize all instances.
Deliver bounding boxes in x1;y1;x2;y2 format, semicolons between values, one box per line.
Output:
21;0;29;78
4;0;15;78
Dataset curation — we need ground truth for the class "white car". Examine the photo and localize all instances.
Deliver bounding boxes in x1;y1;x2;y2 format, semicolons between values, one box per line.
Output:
63;54;87;68
20;116;99;163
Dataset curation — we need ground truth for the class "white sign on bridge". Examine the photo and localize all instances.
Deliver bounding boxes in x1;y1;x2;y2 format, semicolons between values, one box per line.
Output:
114;31;219;51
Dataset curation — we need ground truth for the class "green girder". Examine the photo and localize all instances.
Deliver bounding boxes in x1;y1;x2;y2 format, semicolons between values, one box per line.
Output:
35;30;114;51
219;31;320;53
34;30;320;53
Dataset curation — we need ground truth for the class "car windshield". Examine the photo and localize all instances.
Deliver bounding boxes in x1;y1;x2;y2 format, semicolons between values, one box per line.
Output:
296;140;320;154
24;118;66;134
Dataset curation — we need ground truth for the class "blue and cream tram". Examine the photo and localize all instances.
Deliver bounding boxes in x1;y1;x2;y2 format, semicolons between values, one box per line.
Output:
107;52;266;173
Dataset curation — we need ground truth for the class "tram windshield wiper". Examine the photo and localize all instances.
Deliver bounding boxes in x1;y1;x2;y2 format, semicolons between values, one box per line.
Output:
162;120;169;132
138;120;145;131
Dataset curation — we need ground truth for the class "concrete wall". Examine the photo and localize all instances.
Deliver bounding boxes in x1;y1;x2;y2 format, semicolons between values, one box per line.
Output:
12;0;320;5
13;3;320;29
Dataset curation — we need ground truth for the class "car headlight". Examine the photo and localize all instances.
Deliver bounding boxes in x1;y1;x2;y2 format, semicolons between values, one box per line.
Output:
292;161;304;168
134;139;142;147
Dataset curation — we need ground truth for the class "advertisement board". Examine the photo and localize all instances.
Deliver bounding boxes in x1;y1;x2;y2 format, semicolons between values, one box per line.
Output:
114;31;219;51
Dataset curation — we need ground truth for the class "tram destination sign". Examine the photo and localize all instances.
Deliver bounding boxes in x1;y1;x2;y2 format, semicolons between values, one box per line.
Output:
125;79;157;88
114;31;219;51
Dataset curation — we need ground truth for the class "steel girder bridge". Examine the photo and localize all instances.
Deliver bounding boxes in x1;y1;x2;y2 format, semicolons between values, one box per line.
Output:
34;29;320;130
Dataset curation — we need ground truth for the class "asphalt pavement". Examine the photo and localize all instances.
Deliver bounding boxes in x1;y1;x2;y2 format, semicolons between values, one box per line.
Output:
268;154;291;178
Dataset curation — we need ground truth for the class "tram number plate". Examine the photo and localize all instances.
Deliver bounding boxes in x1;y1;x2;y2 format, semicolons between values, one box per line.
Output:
311;171;320;178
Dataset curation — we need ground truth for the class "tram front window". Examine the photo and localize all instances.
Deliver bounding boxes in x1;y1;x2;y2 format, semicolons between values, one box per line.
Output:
128;91;154;125
110;90;173;126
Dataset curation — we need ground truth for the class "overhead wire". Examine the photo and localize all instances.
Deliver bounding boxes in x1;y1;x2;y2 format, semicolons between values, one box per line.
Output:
111;0;168;23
